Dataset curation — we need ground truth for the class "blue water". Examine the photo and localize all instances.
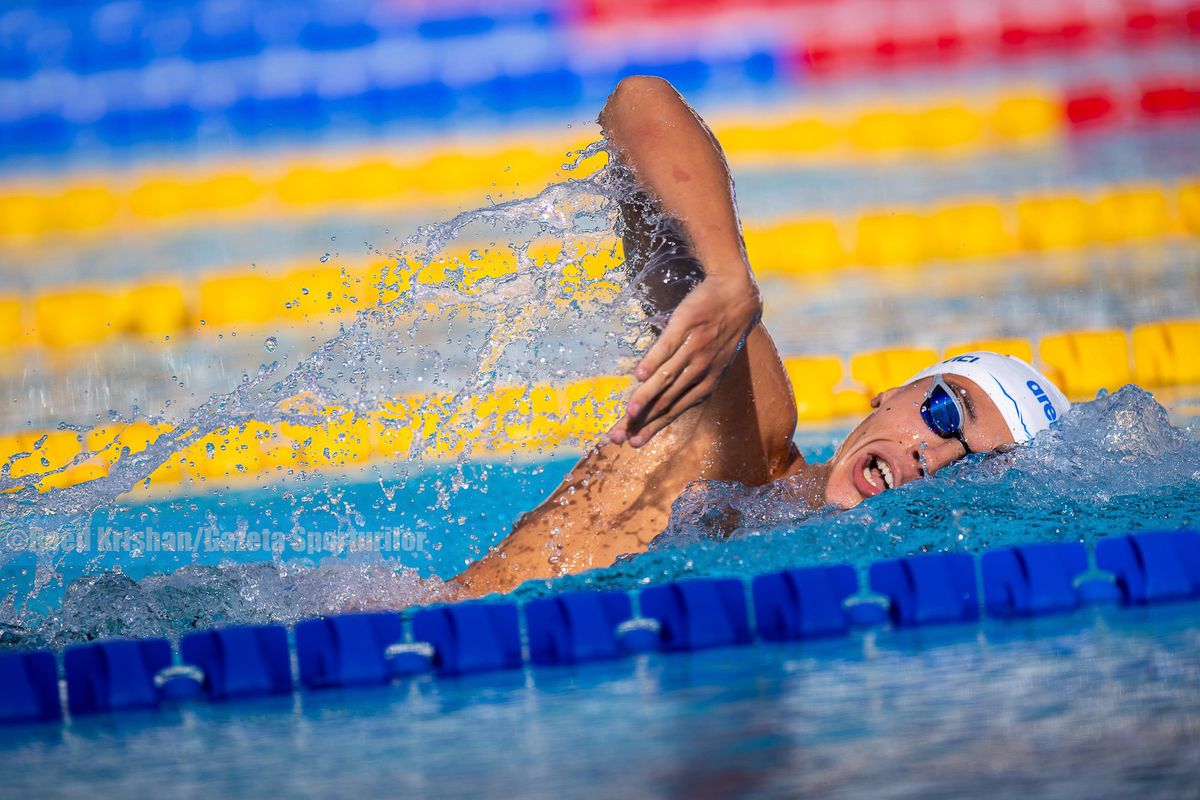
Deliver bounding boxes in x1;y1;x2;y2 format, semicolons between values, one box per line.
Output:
4;384;1198;655
2;601;1198;799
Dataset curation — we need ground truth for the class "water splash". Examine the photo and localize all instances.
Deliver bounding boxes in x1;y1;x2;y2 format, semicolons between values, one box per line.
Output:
0;144;655;623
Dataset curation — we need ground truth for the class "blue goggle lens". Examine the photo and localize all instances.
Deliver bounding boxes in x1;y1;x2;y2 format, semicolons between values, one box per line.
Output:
920;383;963;438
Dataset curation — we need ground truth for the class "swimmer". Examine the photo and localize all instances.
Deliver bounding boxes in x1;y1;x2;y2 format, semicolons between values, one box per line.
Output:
452;76;1070;598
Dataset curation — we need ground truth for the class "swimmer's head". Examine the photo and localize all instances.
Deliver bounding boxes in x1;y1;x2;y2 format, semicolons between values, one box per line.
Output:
823;351;1070;508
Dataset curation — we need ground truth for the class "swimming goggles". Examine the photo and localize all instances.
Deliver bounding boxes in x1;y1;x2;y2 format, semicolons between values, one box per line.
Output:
920;374;973;454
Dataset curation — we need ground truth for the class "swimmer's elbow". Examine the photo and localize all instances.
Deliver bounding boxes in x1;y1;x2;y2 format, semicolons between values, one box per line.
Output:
600;76;683;137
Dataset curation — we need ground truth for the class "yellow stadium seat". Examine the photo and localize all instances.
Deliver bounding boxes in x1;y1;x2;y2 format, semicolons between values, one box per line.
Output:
123;284;189;337
779;118;840;154
1038;330;1132;397
1131;319;1200;387
86;421;173;463
7;431;81;478
929;201;1014;259
487;148;555;193
0;192;48;240
275;165;336;207
914;104;984;151
944;338;1035;363
562;376;629;439
129;177;190;220
991;92;1062;141
847;109;916;153
38;460;107;491
186;424;280;480
1180;181;1200;235
1016;195;1091;251
197;273;279;328
758;218;847;273
833;389;871;416
850;348;940;397
1091;186;1172;243
33;289;124;348
855;210;930;266
712;123;775;157
50;185;119;233
409;152;486;197
277;266;353;323
0;296;24;347
783;356;842;421
144;456;184;486
328;160;412;203
373;411;417;459
192;171;262;213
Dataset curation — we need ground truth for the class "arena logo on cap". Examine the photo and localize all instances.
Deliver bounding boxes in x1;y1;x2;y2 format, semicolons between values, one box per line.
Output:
1026;381;1057;421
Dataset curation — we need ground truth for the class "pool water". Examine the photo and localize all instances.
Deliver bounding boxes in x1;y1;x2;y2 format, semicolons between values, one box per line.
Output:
3;600;1198;799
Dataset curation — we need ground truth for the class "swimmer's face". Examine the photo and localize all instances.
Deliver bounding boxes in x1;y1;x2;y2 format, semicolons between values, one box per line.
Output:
824;375;1015;508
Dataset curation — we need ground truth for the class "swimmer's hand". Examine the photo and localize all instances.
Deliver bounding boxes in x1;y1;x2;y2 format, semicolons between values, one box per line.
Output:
610;268;762;447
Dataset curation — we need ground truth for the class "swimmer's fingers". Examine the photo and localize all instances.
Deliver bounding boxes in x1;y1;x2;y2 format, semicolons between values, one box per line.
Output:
609;343;694;444
621;334;706;433
626;376;718;447
628;346;716;438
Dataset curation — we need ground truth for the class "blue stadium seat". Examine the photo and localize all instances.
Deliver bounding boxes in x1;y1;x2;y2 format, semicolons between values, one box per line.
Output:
66;9;154;74
295;612;407;689
180;625;292;700
479;67;584;113
981;542;1089;618
869;552;979;626
411;603;523;675
95;104;201;147
1096;530;1200;605
226;93;328;137
616;58;711;95
741;50;779;85
352;81;457;123
752;565;857;641
0;650;62;724
184;3;263;62
297;21;377;52
0;114;74;157
639;578;751;651
416;14;497;40
64;638;172;716
525;590;634;665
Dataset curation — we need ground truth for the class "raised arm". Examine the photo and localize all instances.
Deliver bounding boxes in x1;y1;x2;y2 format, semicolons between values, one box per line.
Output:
601;76;763;447
448;79;797;600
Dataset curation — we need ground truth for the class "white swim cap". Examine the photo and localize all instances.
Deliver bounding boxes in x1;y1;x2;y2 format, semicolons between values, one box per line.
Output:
908;351;1071;444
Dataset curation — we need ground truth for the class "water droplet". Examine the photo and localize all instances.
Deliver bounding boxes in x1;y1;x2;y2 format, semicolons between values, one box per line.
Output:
320;253;331;263
264;336;278;352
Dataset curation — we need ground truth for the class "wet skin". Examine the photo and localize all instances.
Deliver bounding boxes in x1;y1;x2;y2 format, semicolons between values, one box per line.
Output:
449;75;1016;598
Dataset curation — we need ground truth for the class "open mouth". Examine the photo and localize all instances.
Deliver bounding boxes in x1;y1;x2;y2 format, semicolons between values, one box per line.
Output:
854;452;895;497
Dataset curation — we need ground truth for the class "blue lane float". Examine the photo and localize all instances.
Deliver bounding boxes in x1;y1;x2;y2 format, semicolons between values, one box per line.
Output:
640;578;752;652
525;590;635;666
3;529;1199;725
411;602;523;675
981;541;1090;618
63;638;172;716
0;650;61;724
180;625;292;700
295;611;407;689
1096;530;1200;605
870;552;979;626
751;565;857;641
